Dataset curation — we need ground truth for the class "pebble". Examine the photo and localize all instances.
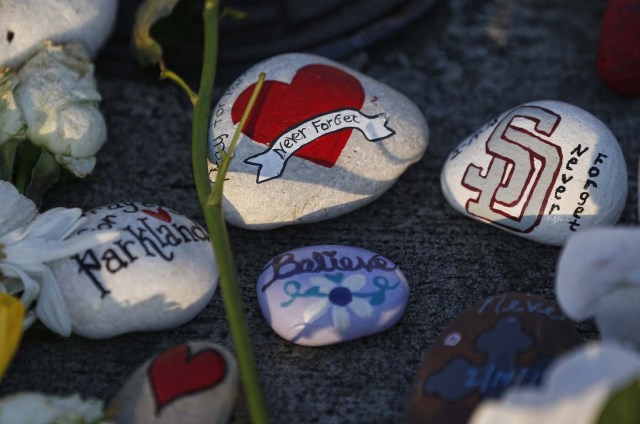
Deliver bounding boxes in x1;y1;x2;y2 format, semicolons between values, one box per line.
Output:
596;0;640;96
208;53;429;229
556;227;640;349
256;245;409;346
405;293;581;424
441;100;627;246
108;342;238;424
45;202;218;339
470;342;640;424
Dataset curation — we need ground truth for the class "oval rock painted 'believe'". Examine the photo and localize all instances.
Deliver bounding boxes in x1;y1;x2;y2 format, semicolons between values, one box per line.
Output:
208;53;429;229
441;100;627;246
257;245;409;346
45;203;218;339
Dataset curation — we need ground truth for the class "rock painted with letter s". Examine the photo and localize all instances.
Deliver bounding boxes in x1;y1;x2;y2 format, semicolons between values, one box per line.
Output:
441;100;627;246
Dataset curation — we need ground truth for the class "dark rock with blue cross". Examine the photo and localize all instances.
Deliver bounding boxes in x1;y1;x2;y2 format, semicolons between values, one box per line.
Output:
404;293;581;424
256;245;409;346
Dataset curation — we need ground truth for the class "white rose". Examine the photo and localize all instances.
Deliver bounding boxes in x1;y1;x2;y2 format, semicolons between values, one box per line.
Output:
0;0;118;70
14;42;107;177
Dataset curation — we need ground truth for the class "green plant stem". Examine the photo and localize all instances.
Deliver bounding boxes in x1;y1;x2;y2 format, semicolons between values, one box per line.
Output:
193;1;268;423
160;69;199;105
192;0;219;207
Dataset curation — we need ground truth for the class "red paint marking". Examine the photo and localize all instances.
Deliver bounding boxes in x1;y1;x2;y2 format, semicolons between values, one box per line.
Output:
148;345;227;414
460;106;562;233
142;207;172;223
232;64;365;168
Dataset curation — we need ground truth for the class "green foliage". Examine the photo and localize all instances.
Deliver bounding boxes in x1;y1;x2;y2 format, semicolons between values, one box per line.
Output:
598;379;640;424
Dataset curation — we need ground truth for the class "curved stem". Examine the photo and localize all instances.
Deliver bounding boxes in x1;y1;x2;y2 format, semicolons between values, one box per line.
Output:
192;2;268;422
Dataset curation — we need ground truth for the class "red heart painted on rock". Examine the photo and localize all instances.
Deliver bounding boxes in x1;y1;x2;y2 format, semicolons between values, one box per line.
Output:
596;0;640;95
142;207;172;223
232;64;365;168
148;344;227;413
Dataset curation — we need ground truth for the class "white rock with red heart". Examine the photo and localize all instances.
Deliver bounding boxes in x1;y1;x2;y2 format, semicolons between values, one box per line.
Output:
208;53;429;229
440;100;627;246
44;202;218;339
108;341;238;424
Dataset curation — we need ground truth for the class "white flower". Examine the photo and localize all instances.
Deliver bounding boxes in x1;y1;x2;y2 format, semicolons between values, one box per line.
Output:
14;42;107;177
0;181;117;336
0;67;26;146
0;0;118;70
302;274;374;332
470;342;640;424
0;392;108;424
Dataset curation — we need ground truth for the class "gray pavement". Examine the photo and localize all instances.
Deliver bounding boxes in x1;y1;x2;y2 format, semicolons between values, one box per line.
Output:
2;0;640;422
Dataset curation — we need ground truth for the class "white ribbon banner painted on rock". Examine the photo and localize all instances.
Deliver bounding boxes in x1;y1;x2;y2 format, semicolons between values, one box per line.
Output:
244;108;395;183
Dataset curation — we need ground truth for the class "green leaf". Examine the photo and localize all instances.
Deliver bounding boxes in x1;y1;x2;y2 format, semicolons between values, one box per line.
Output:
0;139;22;181
25;149;60;208
597;379;640;424
132;0;182;66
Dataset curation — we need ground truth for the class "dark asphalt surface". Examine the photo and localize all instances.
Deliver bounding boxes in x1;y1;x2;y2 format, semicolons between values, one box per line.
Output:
2;1;639;422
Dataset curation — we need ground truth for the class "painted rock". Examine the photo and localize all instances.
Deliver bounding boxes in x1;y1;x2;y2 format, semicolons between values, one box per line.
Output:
257;245;409;346
108;342;238;424
45;202;218;339
596;0;640;96
404;293;581;424
441;100;627;246
208;53;429;229
556;227;640;349
470;342;640;424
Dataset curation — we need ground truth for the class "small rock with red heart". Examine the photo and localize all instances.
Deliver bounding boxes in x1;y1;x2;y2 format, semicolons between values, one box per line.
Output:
208;53;429;229
44;202;218;338
108;341;238;424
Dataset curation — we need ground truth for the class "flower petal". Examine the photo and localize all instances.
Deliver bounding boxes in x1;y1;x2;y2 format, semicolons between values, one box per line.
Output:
309;276;336;292
33;266;71;337
302;298;330;325
0;263;41;308
332;306;351;332
0;208;82;245
342;274;366;292
349;297;374;319
0;293;24;379
4;230;119;265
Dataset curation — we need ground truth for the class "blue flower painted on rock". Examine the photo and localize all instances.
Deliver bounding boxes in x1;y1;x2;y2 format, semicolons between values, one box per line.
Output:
302;273;373;332
280;272;400;333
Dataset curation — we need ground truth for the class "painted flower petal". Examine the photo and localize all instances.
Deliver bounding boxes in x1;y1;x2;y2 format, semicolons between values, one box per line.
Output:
332;306;351;332
303;299;330;325
342;274;366;292
349;297;374;319
309;276;336;292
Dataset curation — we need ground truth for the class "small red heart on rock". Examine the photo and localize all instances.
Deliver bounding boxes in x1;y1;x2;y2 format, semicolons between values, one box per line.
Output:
142;207;172;223
232;64;365;168
148;344;227;413
596;0;640;96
